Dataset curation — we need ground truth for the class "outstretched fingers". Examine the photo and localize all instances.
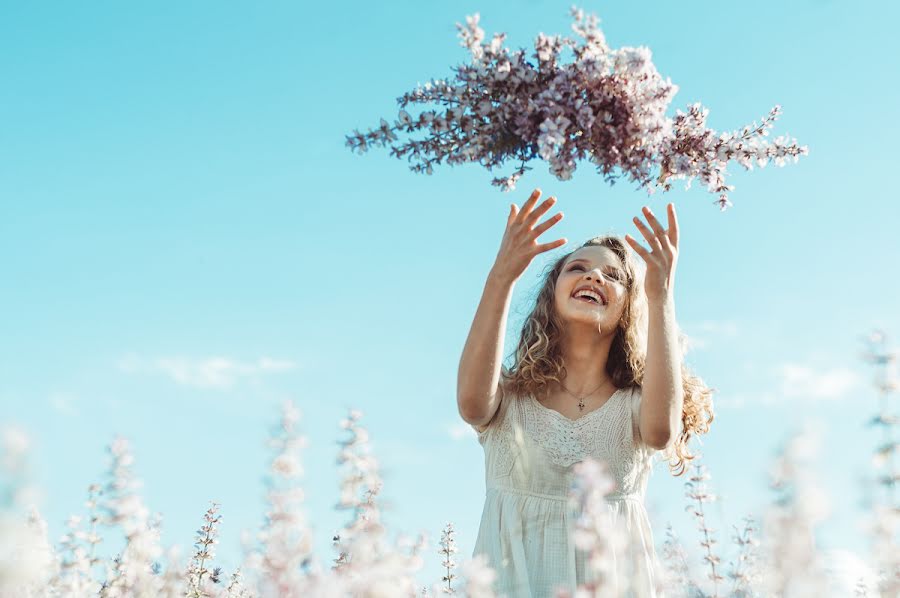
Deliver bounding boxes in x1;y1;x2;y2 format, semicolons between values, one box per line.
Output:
536;237;568;253
667;203;679;247
527;196;558;227
510;188;567;255
624;233;651;262
642;206;667;242
508;202;518;225
647;206;675;257
516;188;542;223
632;214;662;254
531;210;564;238
626;203;680;264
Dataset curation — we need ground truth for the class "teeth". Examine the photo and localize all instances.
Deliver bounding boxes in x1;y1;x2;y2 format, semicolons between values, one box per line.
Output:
574;290;604;305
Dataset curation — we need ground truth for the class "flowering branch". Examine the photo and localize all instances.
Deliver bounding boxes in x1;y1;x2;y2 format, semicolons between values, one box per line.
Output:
860;330;900;597
185;501;223;598
438;522;459;595
245;400;314;598
684;460;723;596
98;436;164;597
761;423;831;597
725;516;761;598
332;408;385;571
660;523;702;597
556;457;630;597
345;5;808;210
330;408;423;596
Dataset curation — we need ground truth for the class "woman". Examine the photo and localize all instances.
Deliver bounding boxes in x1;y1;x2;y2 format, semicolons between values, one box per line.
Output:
457;189;715;597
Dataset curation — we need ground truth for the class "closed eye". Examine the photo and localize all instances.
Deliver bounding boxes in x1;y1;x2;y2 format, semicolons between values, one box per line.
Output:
568;264;624;282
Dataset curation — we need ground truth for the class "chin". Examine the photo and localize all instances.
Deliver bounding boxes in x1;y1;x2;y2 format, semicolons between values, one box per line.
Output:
561;309;604;324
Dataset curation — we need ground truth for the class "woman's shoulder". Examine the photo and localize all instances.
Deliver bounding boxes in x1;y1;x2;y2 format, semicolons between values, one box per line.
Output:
614;382;639;401
621;383;643;418
471;384;527;437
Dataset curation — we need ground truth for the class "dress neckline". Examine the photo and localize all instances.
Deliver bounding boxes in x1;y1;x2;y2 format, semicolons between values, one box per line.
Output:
528;387;624;423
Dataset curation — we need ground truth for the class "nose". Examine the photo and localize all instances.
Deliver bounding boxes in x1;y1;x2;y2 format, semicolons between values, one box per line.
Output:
583;270;606;284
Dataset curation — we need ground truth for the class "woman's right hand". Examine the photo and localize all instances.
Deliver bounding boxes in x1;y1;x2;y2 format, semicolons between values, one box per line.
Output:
491;188;567;284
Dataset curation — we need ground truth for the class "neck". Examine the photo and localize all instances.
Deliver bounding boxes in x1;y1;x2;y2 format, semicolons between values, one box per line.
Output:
554;322;616;396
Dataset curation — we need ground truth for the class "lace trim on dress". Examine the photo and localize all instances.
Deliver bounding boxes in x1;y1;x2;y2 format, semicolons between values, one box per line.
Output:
491;396;518;477
527;387;624;424
523;389;628;468
523;387;649;495
479;385;653;492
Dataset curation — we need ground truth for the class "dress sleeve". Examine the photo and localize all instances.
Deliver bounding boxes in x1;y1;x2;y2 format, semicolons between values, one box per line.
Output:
470;388;509;445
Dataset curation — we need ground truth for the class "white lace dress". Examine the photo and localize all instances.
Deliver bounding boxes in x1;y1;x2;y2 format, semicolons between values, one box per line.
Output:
470;385;668;598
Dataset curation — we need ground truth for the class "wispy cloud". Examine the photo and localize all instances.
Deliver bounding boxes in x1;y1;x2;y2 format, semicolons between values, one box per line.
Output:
709;362;861;409
776;363;861;401
117;354;297;390
681;319;739;352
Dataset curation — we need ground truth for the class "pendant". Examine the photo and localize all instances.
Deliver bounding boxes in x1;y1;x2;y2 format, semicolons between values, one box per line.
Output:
578;398;585;411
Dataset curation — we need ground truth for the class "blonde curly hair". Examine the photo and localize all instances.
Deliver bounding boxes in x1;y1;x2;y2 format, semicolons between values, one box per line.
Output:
499;234;715;476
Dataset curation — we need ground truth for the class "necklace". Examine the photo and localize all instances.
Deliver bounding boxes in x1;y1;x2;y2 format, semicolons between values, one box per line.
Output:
558;378;610;412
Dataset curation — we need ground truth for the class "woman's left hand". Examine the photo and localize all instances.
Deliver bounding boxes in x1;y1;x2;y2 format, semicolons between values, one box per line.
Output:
624;203;679;303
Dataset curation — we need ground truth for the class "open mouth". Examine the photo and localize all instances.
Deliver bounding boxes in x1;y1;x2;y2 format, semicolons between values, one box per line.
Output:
571;286;607;306
572;295;605;306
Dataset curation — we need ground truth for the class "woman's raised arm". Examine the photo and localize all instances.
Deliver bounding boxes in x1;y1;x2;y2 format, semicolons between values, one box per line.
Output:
457;189;566;427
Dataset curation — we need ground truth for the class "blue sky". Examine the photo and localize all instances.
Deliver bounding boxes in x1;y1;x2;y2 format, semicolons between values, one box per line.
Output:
1;0;898;590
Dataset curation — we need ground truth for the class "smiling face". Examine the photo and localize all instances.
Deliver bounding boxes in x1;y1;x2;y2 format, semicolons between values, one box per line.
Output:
554;245;629;331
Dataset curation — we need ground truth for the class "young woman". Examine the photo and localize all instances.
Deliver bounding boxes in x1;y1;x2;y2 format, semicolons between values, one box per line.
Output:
457;189;714;597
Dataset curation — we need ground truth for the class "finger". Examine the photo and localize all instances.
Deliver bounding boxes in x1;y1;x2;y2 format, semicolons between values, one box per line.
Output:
667;203;679;248
531;211;563;237
643;205;674;256
644;206;674;256
535;238;567;253
632;215;662;253
517;188;541;222
624;234;651;262
642;205;675;256
507;203;519;226
525;196;557;228
642;206;669;244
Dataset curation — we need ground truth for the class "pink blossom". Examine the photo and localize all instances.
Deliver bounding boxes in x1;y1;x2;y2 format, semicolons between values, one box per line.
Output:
347;6;808;210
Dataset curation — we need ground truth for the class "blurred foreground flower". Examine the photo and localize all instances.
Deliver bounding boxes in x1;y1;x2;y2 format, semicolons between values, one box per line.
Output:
3;366;899;597
0;427;56;596
242;400;315;597
554;457;661;597
345;6;808;210
860;330;900;597
761;422;832;598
